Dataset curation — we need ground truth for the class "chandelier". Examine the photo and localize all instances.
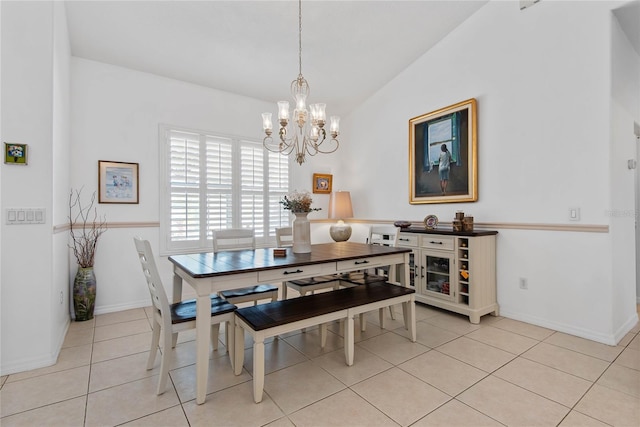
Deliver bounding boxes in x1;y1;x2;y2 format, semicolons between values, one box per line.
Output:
261;0;340;165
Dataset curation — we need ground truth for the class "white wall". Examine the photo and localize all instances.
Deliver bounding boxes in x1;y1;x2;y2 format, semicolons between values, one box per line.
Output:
339;1;637;344
611;6;640;333
70;58;297;310
1;1;70;375
52;0;72;358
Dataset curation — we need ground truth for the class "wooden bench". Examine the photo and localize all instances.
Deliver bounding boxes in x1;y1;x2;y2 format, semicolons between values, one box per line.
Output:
233;282;416;403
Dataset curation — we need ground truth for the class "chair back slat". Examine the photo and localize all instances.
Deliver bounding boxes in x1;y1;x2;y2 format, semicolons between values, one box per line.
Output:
134;237;170;317
213;228;256;252
368;226;400;247
275;227;293;247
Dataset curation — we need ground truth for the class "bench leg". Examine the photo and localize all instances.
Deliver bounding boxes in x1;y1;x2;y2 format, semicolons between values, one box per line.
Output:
403;299;417;342
345;315;355;366
379;308;385;329
320;323;327;348
227;317;235;372
253;338;265;403
234;323;245;376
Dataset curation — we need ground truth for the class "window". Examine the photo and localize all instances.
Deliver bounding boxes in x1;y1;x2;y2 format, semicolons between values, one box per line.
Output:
159;125;289;254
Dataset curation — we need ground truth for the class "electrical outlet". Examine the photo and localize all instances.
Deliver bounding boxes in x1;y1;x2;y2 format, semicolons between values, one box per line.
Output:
59;291;64;304
519;277;528;290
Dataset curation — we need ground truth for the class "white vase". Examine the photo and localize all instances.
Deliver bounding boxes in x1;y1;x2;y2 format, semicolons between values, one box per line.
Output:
292;212;312;253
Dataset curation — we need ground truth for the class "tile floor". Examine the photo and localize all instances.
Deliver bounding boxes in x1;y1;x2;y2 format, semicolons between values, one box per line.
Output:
1;301;639;427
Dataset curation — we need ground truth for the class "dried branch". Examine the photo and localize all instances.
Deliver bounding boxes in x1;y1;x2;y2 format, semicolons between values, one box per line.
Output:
69;188;107;267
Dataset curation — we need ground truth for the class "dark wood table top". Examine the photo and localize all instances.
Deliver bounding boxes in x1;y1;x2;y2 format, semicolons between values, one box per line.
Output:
169;241;411;278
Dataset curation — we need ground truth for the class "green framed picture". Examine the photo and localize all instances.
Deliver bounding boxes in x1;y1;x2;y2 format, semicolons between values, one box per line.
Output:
4;143;28;165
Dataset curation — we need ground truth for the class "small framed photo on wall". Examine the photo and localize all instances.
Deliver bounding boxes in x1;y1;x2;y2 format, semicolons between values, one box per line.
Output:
4;143;28;165
98;160;139;204
312;173;332;194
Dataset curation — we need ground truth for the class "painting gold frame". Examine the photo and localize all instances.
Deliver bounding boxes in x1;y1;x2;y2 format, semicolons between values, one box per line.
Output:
409;98;477;204
98;160;139;204
312;173;332;194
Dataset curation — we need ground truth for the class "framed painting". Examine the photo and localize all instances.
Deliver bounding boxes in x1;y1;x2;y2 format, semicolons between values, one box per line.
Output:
409;98;477;204
98;160;139;204
312;173;332;194
4;143;28;165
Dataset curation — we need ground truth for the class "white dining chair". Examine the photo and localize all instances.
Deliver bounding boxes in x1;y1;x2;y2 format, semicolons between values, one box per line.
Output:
275;226;340;299
213;229;279;304
133;237;236;395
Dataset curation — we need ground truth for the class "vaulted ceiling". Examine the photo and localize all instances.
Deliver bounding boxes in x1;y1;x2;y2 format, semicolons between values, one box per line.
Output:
64;1;488;116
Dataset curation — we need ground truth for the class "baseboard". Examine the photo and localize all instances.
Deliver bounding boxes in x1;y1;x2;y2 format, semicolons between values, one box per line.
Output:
0;351;59;376
613;312;640;344
499;308;637;346
94;299;150;316
1;319;71;376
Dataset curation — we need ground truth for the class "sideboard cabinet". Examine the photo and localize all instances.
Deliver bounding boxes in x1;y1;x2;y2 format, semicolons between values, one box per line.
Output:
397;229;498;324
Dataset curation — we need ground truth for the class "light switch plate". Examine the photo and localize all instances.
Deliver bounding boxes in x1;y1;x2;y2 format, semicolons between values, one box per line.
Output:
569;207;580;221
6;208;46;225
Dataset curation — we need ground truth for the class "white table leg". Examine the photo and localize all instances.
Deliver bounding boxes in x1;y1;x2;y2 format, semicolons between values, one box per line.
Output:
345;315;355;366
195;294;211;405
172;270;183;347
253;336;265;403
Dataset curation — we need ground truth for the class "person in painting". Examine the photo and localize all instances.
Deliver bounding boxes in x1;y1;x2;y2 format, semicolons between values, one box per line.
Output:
438;144;452;195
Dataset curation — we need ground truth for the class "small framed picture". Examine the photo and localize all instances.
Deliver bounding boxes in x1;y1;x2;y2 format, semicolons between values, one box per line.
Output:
312;173;332;194
98;160;139;204
4;143;28;165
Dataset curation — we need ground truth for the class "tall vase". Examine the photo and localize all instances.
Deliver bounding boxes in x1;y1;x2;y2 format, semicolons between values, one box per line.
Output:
73;267;97;321
292;212;312;253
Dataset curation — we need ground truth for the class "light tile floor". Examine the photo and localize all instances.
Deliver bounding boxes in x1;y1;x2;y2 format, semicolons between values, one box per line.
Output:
1;301;639;427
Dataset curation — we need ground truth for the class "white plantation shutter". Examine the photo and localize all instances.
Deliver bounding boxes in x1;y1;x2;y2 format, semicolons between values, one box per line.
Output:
168;131;201;243
205;136;233;234
160;125;290;253
267;150;290;235
240;143;265;237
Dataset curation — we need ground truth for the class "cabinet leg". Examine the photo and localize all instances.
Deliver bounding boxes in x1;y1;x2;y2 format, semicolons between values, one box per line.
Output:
469;314;480;324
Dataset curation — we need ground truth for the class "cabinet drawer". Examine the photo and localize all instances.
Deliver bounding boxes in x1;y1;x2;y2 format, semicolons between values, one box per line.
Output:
421;236;454;251
336;254;404;272
258;264;323;282
398;234;419;247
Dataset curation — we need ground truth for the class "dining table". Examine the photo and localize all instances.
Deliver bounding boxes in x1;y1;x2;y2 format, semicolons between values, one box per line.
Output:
168;241;412;404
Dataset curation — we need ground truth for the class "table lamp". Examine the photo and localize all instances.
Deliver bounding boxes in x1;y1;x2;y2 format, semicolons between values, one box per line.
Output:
328;191;354;242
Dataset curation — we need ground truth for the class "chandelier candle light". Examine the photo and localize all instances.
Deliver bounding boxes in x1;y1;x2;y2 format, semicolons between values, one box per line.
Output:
262;0;340;165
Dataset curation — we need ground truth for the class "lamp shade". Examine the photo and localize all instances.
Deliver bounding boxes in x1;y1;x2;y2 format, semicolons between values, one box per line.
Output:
328;191;353;219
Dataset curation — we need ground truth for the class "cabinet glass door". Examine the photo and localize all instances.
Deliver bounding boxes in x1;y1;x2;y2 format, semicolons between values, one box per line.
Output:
424;252;455;301
394;248;417;289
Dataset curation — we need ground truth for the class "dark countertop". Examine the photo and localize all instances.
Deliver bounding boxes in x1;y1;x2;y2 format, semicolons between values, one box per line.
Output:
399;227;498;237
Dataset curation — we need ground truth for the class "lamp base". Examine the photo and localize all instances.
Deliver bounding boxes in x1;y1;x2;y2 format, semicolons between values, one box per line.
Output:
330;220;352;242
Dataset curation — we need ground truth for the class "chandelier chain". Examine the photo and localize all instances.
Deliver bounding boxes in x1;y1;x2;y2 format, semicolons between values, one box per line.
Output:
298;0;302;78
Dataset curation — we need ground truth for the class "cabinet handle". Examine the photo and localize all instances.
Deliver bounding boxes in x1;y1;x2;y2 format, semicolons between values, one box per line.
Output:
420;265;425;278
429;241;443;245
399;238;409;242
354;260;370;265
283;269;303;275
